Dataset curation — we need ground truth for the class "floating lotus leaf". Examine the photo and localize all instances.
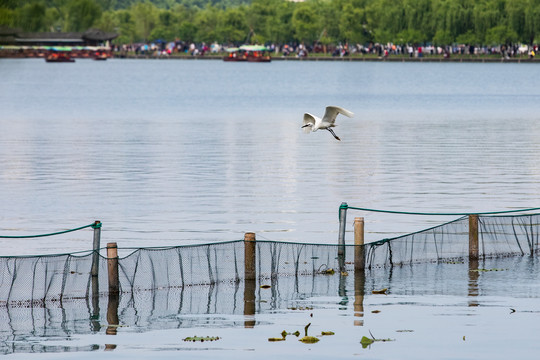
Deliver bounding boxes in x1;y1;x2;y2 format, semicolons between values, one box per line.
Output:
299;336;319;343
360;336;374;348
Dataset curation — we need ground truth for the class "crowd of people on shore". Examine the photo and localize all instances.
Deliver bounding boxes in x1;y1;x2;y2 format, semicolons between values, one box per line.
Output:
112;40;538;59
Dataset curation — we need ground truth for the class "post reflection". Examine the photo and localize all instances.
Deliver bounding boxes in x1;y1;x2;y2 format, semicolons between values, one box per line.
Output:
244;279;256;328
354;270;365;326
468;257;479;307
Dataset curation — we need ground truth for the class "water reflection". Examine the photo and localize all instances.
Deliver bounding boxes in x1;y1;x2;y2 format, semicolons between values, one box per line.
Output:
1;256;539;354
468;257;480;307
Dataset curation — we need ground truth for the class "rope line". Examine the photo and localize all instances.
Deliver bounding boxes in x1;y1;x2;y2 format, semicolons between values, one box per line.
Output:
0;222;97;239
341;204;540;216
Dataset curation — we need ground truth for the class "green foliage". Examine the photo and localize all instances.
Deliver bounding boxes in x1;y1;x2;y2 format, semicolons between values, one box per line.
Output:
3;0;540;45
15;2;47;31
291;2;319;43
66;0;102;31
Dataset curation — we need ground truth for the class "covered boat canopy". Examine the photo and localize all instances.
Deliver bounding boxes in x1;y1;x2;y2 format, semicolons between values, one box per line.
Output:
239;45;268;52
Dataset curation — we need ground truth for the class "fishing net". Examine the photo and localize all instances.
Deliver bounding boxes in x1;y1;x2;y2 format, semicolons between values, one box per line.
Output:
365;214;540;268
0;213;539;307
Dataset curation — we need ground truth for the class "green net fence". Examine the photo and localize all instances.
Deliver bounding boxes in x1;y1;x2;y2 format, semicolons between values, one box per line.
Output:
1;211;539;307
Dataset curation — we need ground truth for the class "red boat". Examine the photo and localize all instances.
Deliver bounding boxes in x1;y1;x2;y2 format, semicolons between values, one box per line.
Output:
45;52;75;62
93;50;108;60
223;45;271;62
241;45;271;62
223;48;247;61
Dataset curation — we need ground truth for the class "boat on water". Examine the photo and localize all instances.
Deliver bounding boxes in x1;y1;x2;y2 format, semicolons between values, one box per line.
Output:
242;45;272;62
223;47;247;61
45;52;75;62
223;45;271;62
93;50;108;60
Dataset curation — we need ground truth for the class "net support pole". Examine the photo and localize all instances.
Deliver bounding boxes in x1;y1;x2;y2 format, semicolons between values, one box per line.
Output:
469;214;479;260
244;232;256;280
107;242;119;294
338;202;348;271
91;221;101;318
91;221;101;278
244;232;256;328
106;242;120;335
354;217;365;272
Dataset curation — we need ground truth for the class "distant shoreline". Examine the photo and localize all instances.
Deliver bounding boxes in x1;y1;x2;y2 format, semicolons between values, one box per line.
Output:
1;52;537;63
108;54;540;63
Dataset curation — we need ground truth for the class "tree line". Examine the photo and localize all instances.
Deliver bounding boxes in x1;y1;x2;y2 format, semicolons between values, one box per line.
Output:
1;0;539;46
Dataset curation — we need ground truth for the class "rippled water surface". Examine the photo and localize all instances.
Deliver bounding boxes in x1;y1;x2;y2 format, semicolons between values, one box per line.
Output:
1;58;540;359
1;59;540;254
2;257;540;359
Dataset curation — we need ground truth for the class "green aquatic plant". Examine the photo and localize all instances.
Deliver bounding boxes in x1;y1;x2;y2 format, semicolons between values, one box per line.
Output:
299;322;320;343
299;336;320;343
360;331;395;348
321;331;335;336
183;336;221;342
268;329;301;342
268;337;286;342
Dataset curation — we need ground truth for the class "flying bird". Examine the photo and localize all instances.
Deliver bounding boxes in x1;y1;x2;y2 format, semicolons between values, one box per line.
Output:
301;106;354;141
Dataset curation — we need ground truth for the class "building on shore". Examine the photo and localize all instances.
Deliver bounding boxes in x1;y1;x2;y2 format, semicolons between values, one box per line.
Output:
0;27;117;58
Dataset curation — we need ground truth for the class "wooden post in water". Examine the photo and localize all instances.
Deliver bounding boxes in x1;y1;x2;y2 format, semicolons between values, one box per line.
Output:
338;202;348;271
91;221;101;278
106;242;120;335
90;221;101;329
244;232;256;328
107;242;119;294
468;214;479;260
244;232;256;280
354;217;365;272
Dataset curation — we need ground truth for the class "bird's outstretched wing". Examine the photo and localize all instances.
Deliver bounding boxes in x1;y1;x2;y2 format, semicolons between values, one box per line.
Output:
322;106;354;125
302;113;316;133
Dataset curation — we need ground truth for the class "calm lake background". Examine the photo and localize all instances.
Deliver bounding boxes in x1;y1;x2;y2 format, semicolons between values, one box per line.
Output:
1;58;540;358
1;59;540;255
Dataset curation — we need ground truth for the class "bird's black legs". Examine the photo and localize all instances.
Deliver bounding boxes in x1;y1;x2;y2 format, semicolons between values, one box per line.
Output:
327;128;341;141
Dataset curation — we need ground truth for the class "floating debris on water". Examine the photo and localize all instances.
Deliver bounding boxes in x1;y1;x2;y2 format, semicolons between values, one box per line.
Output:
288;306;313;311
183;336;221;342
470;268;508;272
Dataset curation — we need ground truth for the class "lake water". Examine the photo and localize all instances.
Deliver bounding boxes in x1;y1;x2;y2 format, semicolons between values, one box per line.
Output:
1;58;540;358
1;58;540;255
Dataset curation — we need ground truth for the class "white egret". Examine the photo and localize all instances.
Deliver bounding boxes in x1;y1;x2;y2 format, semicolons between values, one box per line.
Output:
301;106;354;141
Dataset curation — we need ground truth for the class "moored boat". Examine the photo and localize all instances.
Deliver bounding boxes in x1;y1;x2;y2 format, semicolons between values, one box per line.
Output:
45;51;75;62
93;50;108;60
240;45;271;62
223;47;247;61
